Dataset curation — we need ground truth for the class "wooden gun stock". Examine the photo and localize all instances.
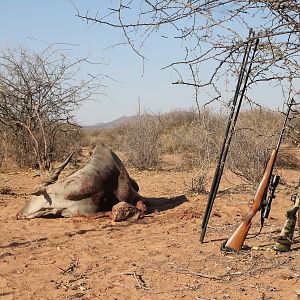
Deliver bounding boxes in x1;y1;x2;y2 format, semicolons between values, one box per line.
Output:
223;149;277;252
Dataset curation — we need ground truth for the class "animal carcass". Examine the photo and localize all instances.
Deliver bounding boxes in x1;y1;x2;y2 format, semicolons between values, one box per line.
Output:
17;143;144;219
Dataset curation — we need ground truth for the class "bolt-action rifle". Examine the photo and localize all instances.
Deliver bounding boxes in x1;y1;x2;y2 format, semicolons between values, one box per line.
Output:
222;98;295;252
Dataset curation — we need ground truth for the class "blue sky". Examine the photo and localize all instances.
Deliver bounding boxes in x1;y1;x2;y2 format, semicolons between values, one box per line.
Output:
0;1;290;125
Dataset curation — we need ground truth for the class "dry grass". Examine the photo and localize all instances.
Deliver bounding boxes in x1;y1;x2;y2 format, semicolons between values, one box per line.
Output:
4;108;298;190
227;109;282;183
122;114;162;170
0;124;82;170
80;108;299;192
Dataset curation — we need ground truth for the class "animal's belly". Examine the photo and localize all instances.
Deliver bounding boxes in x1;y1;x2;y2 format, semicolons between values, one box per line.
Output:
52;197;99;217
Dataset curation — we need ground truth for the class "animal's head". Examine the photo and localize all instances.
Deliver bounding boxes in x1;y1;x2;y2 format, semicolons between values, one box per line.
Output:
16;193;54;219
17;153;73;219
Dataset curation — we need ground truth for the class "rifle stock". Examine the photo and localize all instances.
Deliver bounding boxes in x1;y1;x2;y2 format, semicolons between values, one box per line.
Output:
223;150;277;252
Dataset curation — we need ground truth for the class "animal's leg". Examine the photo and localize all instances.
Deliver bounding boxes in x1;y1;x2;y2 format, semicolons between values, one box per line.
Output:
136;200;149;216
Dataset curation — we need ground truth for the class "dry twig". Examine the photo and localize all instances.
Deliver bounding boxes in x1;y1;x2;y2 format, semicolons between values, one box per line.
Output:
120;272;150;290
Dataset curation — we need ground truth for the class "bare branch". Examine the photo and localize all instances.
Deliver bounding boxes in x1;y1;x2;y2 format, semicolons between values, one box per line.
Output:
74;1;300;108
0;45;101;170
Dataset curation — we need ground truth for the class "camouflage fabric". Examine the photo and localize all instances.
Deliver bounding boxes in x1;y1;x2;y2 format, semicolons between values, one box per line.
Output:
274;184;300;252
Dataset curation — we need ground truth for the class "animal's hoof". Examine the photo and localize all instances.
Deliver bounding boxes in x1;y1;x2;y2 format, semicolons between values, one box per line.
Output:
136;200;148;215
16;212;24;220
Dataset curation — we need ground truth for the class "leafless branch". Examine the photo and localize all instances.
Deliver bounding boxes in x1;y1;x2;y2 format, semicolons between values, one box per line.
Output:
74;1;300;108
0;45;102;170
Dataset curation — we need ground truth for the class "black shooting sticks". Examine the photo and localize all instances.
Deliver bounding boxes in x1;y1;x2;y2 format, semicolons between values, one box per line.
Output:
200;32;259;243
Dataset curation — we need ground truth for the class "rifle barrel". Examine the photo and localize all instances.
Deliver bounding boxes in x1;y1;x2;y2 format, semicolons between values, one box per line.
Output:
275;98;295;151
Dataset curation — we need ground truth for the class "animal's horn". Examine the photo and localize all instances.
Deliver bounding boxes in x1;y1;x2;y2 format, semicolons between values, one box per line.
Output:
31;152;74;195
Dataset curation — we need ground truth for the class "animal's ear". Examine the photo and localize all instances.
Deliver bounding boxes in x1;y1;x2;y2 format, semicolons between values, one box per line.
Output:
31;186;47;196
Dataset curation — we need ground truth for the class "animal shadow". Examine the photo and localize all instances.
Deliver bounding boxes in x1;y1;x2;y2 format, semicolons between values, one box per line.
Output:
143;194;187;213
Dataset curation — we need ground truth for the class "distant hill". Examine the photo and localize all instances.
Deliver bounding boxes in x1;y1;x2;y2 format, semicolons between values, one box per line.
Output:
84;116;137;129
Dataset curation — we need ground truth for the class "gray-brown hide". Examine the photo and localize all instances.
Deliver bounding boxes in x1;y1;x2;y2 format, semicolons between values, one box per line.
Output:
17;144;141;219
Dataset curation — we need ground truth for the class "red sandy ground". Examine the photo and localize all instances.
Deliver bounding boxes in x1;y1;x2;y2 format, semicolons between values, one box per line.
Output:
0;148;299;300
